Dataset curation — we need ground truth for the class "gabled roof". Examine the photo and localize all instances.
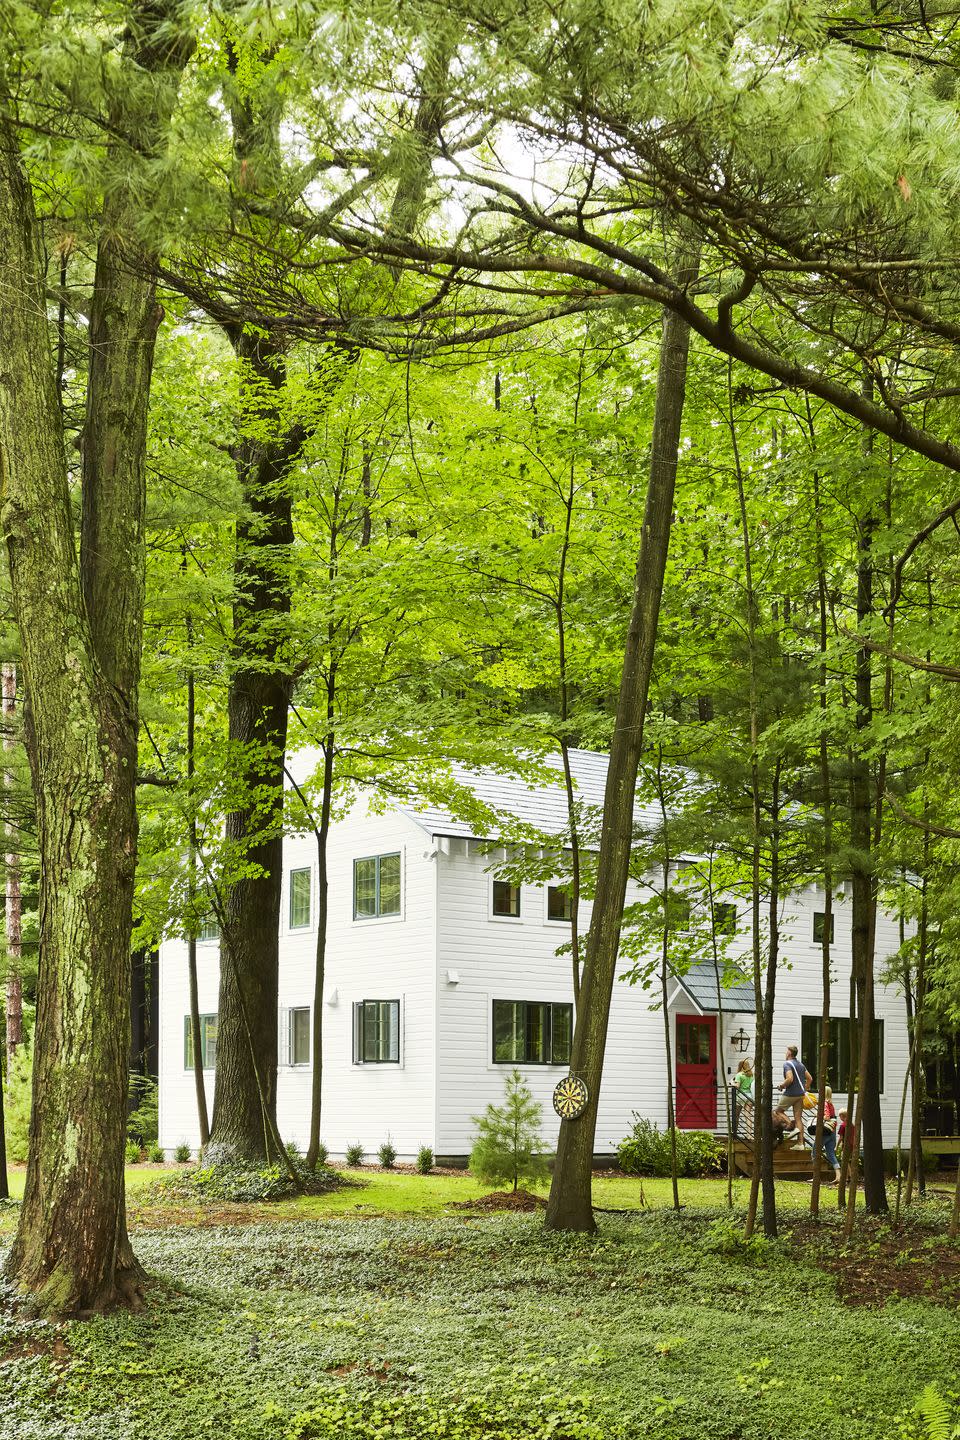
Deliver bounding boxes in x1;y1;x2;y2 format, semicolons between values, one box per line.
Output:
400;748;662;845
670;959;757;1014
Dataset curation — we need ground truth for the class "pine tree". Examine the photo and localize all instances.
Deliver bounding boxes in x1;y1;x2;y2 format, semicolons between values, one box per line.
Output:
469;1070;549;1193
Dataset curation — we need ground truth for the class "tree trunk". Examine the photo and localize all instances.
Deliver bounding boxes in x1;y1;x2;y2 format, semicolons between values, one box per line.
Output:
306;736;334;1170
810;474;833;1220
2;662;23;1069
545;244;699;1232
186;660;210;1149
0;5;189;1315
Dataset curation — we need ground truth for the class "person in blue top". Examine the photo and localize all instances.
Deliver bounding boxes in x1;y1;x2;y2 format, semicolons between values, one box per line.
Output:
779;1044;812;1141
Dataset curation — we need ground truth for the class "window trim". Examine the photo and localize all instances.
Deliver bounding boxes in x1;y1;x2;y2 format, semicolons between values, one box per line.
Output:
712;901;737;937
288;866;313;932
183;1013;217;1071
352;998;402;1064
197;916;219;944
812;910;836;945
489;877;522;922
352;852;403;922
545;884;573;925
288;1005;311;1066
491;998;573;1066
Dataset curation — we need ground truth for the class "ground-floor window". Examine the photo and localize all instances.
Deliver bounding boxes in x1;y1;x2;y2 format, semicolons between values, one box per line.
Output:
492;999;572;1065
183;1013;218;1070
800;1014;884;1092
353;999;401;1063
287;1006;310;1065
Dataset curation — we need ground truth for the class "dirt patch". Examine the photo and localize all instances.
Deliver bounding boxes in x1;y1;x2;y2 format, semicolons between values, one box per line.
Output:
449;1189;547;1212
791;1218;960;1308
0;1335;71;1367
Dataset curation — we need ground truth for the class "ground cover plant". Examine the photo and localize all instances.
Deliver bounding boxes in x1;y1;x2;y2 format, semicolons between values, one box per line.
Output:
2;1174;960;1439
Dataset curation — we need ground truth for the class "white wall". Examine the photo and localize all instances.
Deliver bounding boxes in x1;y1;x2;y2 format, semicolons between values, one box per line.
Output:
158;803;439;1159
434;854;912;1159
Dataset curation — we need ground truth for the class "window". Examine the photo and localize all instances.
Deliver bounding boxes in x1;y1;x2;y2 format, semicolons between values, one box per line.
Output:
676;1019;712;1065
713;902;737;936
492;1000;573;1065
197;915;219;942
665;892;691;932
800;1015;885;1092
813;911;835;945
547;885;572;922
353;853;401;919
289;867;312;929
289;1006;310;1066
183;1013;218;1069
492;879;521;918
353;1000;400;1063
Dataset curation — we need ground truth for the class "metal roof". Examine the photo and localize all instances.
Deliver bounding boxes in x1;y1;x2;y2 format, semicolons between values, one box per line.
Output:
671;958;757;1014
399;748;662;845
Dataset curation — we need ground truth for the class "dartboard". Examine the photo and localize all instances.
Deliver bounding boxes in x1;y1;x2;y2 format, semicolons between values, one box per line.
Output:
553;1073;589;1120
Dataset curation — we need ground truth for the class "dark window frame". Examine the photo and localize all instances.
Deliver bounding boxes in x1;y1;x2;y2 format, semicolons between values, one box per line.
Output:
353;998;401;1064
183;1013;218;1070
546;885;572;923
813;911;836;945
713;902;737;937
352;852;402;920
491;999;573;1066
491;878;522;919
800;1014;885;1094
289;867;312;930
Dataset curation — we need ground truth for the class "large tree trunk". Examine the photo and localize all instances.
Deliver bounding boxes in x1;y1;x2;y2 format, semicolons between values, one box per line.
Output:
2;662;23;1069
0;5;189;1315
207;335;296;1163
545;246;698;1232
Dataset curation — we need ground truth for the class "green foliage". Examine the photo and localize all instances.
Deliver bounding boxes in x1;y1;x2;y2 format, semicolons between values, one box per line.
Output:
126;1076;159;1148
469;1069;548;1192
125;1140;142;1165
147;1143;165;1164
377;1139;396;1170
150;1160;348;1204
345;1143;364;1167
896;1386;960;1440
3;1039;32;1162
416;1145;434;1174
312;1142;329;1168
173;1141;191;1163
618;1117;723;1179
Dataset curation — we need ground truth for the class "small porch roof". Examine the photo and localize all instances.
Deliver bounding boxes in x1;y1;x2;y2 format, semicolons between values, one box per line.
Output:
669;959;757;1015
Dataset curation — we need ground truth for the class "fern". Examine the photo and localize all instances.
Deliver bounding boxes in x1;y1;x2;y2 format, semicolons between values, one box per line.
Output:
916;1385;952;1440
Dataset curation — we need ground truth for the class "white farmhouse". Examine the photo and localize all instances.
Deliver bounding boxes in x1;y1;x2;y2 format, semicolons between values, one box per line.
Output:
157;749;911;1161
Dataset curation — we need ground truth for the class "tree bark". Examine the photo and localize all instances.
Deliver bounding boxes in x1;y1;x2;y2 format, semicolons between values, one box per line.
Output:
0;4;190;1315
2;662;23;1069
545;244;698;1232
186;658;210;1148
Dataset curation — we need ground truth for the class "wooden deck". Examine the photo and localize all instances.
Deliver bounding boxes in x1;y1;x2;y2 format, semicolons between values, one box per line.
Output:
730;1138;836;1182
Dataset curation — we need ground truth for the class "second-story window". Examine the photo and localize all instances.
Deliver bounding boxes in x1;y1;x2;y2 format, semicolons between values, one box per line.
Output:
492;879;521;917
197;915;219;942
353;853;401;919
813;911;835;945
547;885;572;922
289;867;312;929
713;902;737;936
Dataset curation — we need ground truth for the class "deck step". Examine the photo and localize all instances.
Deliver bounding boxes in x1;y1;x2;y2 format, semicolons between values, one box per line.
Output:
731;1139;835;1182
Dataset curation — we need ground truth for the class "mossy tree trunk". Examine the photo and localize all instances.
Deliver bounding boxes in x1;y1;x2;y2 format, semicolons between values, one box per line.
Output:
545;244;698;1233
0;6;189;1316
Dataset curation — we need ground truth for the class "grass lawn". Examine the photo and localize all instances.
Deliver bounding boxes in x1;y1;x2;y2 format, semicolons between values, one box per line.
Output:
2;1168;959;1439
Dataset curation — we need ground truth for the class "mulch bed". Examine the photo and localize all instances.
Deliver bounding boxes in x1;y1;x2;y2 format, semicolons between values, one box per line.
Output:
449;1189;547;1212
791;1217;960;1308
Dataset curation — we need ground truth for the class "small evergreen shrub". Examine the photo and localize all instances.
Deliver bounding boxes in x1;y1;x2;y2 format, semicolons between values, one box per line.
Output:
127;1074;159;1148
617;1115;723;1178
147;1142;166;1164
416;1145;434;1174
174;1142;192;1163
469;1069;548;1192
125;1140;142;1164
312;1141;329;1168
378;1138;397;1169
345;1142;364;1166
285;1139;301;1163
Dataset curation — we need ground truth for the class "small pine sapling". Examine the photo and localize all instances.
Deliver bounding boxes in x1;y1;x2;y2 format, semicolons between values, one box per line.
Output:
469;1069;549;1192
345;1142;364;1167
416;1145;434;1174
378;1138;397;1169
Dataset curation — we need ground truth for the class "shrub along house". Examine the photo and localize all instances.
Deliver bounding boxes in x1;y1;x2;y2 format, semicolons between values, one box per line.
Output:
157;749;912;1162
